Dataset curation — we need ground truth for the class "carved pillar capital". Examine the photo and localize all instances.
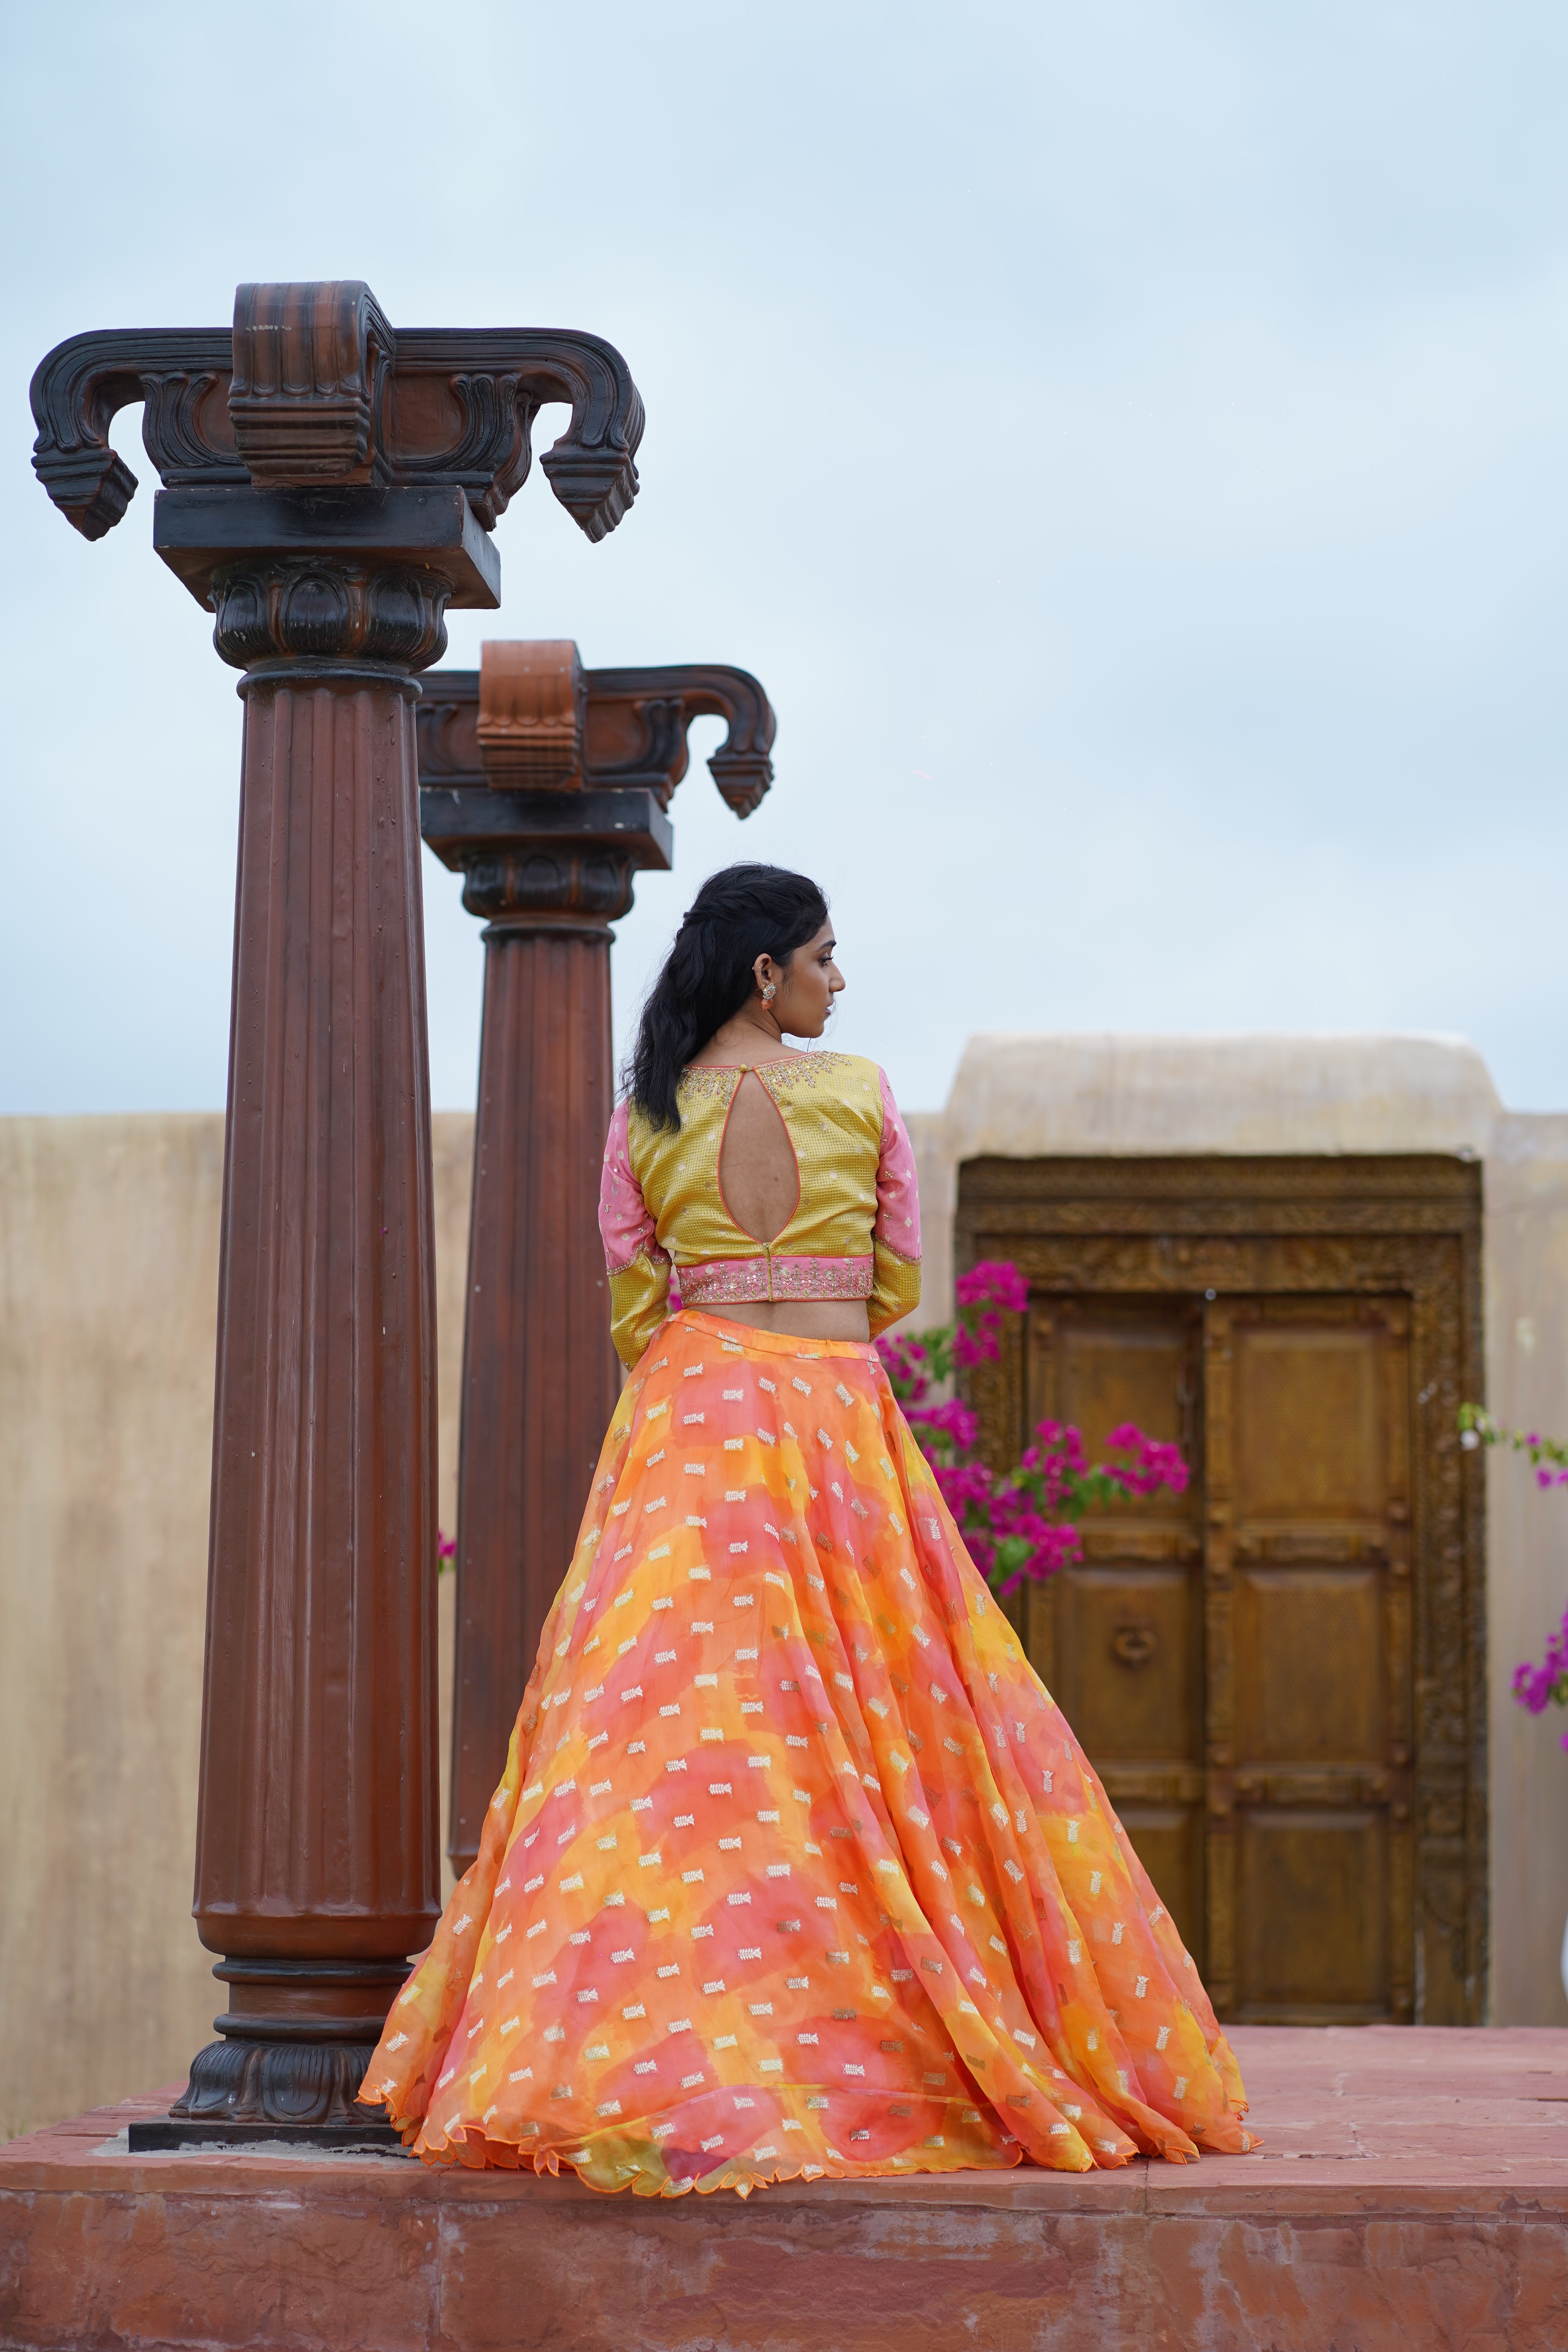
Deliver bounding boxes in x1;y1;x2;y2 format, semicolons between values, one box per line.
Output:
419;649;775;815
464;848;639;935
423;783;670;940
416;646;778;936
211;557;453;679
31;282;644;566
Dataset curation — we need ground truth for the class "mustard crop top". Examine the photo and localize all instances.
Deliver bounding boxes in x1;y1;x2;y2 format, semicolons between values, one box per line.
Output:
597;1051;922;1368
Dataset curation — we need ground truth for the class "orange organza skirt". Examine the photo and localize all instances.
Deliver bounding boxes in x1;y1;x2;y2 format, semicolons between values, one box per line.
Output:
360;1310;1253;2194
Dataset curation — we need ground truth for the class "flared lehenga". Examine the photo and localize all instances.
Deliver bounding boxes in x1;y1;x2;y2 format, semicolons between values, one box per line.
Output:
362;1310;1253;2193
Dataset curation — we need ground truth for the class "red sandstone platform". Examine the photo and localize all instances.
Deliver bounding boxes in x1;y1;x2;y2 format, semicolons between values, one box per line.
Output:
4;2027;1566;2352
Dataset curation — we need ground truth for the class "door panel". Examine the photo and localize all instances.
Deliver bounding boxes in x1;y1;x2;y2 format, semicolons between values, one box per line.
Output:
1058;1567;1198;1760
1056;1318;1193;1519
1213;1297;1413;2024
1237;1806;1389;2016
1026;1300;1206;1967
1026;1288;1414;2025
1234;1567;1385;1765
1232;1328;1385;1519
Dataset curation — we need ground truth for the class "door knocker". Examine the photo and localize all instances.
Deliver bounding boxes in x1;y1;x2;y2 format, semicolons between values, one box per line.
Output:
1111;1619;1157;1670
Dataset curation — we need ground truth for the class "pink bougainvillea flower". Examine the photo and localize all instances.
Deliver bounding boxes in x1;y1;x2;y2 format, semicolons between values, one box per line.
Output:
1512;1606;1568;1720
955;1261;1030;1315
909;1397;980;1453
1460;1407;1568;1740
887;1258;1189;1598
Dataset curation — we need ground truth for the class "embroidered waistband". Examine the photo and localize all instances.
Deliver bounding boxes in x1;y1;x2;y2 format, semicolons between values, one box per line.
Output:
677;1253;874;1307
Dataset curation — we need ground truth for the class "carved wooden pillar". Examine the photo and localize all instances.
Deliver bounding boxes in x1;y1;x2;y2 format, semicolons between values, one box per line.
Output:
30;284;643;2140
418;646;776;1874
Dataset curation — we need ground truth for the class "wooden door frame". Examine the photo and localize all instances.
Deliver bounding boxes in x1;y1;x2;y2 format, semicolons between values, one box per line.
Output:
956;1153;1487;2026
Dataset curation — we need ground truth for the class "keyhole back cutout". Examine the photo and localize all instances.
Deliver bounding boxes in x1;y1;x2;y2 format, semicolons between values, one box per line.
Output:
717;1069;801;1243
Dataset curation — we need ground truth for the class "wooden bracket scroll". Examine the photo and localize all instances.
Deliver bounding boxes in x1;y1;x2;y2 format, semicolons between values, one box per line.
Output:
419;655;775;812
30;279;644;553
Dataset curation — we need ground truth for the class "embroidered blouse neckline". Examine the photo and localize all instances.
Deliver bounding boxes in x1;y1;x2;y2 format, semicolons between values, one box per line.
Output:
682;1051;853;1074
686;1054;824;1071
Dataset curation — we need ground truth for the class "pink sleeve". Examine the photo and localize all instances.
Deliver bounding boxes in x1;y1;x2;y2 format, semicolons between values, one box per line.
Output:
875;1067;922;1260
599;1100;659;1272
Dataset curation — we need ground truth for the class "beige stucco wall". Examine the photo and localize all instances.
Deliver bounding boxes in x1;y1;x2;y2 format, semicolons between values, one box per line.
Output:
911;1033;1568;2027
1480;1114;1568;2027
933;1031;1505;1165
0;1112;474;2144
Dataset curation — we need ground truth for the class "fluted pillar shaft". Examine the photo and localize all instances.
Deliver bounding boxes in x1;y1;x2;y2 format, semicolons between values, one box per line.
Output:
450;912;621;1870
174;568;450;2128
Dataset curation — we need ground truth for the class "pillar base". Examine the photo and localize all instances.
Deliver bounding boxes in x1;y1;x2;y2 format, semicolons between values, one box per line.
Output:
162;2036;386;2134
152;1956;410;2140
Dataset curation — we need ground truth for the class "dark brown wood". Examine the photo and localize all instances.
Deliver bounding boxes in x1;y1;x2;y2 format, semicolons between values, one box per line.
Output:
1211;1294;1417;2024
29;294;643;544
29;284;645;2132
957;1153;1486;2026
446;925;619;1880
417;644;775;1875
416;654;775;811
1022;1297;1209;1962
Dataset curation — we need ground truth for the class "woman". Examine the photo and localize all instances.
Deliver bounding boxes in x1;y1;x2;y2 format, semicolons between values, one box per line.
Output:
361;863;1253;2193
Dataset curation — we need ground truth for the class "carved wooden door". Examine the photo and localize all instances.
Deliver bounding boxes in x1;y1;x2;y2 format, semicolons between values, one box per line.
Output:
1024;1290;1416;2025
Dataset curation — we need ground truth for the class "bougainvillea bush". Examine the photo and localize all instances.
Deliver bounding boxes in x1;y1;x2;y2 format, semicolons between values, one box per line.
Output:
1513;1615;1568;1751
878;1259;1189;1596
1460;1404;1568;1751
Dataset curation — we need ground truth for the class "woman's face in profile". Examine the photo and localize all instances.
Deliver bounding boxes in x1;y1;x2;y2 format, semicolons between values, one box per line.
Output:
770;922;844;1038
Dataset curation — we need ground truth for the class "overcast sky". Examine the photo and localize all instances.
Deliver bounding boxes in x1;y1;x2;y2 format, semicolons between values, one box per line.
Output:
4;2;1566;1120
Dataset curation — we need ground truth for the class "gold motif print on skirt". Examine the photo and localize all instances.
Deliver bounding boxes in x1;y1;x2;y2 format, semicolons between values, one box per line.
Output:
361;1310;1254;2195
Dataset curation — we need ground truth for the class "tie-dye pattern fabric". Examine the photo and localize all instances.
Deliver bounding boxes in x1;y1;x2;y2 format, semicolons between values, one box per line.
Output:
361;1311;1252;2194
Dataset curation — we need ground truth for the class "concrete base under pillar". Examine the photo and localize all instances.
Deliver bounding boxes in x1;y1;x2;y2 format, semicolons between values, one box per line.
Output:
4;2028;1566;2352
